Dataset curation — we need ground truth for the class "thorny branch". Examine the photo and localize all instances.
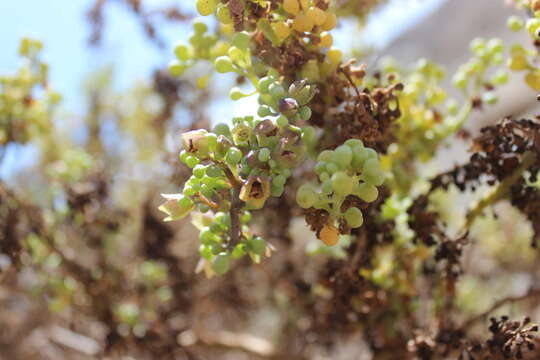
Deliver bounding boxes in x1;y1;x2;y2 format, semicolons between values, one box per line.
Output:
463;151;537;230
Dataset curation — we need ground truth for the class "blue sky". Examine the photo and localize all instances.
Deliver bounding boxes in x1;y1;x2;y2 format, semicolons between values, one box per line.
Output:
0;0;445;177
5;1;187;105
0;0;197;112
0;0;445;113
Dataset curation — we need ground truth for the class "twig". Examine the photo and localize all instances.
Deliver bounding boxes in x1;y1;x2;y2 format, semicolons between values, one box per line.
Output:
218;164;244;250
228;186;242;250
461;288;540;330
181;329;307;359
221;165;242;188
197;330;276;357
197;193;219;210
49;326;101;356
338;66;361;99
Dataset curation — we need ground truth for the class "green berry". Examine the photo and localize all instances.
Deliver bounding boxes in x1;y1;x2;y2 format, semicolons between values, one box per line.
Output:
302;126;316;144
355;183;378;202
211;243;223;255
225;147;243;165
296;184;318;209
215;56;235;73
326;162;339;174
258;76;273;93
486;38;503;56
344;207;363;228
169;60;186;77
508;16;524;32
185;155;200;168
272;175;286;186
298;106;312;121
331;171;354;195
527;18;540;38
179;150;189;162
317;150;333;162
365;148;378;159
199;244;213;259
183;186;196;197
333;145;353;168
206;165;223;177
469;38;485;55
209;222;223;233
267;68;279;78
228;46;244;64
321;180;333;194
249;237;266;255
363;158;385;186
179;196;193;208
193;165;206;178
352;149;369;171
345;139;363;148
232;32;251;49
231;244;246;259
200;184;214;198
196;0;217;16
241;211;252;223
276;115;288;128
200;227;219;244
212;253;230;275
174;44;189;61
213;123;231;137
215;212;231;227
269;83;285;99
216;3;232;24
258;148;271;162
452;72;467;89
446;99;459;115
193;21;208;34
230;87;247;101
257;105;273;117
271;183;285;197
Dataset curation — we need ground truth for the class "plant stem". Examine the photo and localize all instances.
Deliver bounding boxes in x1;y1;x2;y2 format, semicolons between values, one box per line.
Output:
220;165;244;250
229;186;242;250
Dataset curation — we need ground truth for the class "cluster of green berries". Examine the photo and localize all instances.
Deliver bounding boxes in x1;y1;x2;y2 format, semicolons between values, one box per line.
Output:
214;31;252;79
505;14;540;90
139;261;168;285
214;115;308;207
508;11;540;40
391;58;458;162
373;58;457;192
296;139;384;244
47;148;94;183
197;211;267;275
507;43;540;90
0;38;61;146
256;73;317;125
160;111;311;274
400;58;447;107
169;20;228;79
452;38;506;101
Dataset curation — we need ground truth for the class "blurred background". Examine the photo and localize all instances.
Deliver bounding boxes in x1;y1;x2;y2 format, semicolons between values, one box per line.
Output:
0;0;535;177
1;1;540;359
